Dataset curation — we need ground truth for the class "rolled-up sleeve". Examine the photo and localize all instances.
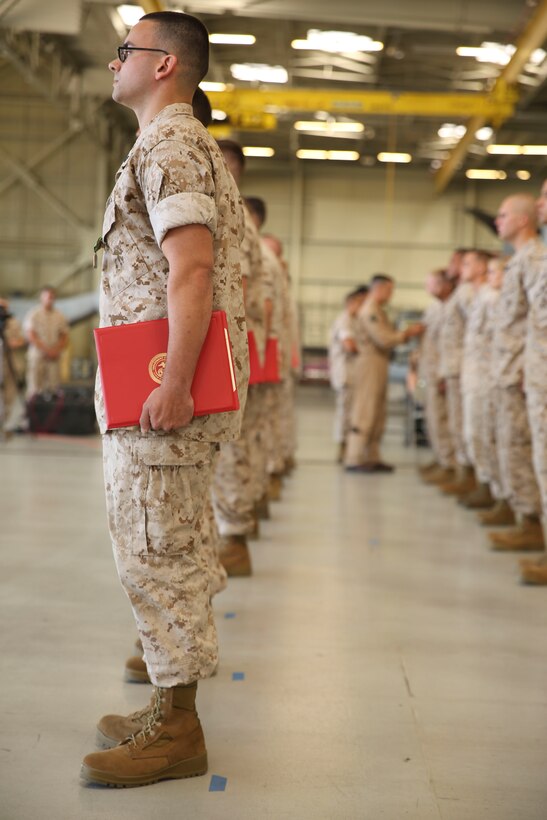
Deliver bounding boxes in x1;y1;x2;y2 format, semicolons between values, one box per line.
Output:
149;192;217;247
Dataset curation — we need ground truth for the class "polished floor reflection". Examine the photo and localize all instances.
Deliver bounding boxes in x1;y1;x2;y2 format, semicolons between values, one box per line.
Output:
2;385;546;819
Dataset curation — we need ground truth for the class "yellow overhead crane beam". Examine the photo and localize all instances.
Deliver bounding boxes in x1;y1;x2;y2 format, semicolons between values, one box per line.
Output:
140;0;165;12
207;87;516;127
435;0;547;193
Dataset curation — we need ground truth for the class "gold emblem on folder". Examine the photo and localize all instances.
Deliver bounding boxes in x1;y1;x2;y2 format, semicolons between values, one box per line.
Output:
148;353;167;384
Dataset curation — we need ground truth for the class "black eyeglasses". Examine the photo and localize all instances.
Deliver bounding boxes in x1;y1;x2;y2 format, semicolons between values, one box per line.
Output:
117;46;169;63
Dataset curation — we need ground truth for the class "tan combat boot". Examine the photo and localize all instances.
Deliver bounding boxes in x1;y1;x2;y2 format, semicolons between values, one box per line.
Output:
488;515;546;552
96;690;157;749
422;466;456;485
439;466;476;497
219;534;252;577
418;460;438;476
125;655;150;684
519;556;547;585
268;472;283;501
284;455;296;474
458;482;494;509
477;499;515;527
255;493;270;520
82;684;207;786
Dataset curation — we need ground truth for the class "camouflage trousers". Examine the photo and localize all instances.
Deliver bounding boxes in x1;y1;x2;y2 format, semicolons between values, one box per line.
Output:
212;385;261;536
495;385;541;516
280;375;297;461
482;387;505;500
263;381;285;475
424;381;454;469
102;430;218;687
463;386;492;484
445;376;470;467
26;351;61;398
248;384;269;503
526;387;547;519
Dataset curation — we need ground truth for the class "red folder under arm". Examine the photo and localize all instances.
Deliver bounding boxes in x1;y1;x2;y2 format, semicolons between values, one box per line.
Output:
94;310;239;430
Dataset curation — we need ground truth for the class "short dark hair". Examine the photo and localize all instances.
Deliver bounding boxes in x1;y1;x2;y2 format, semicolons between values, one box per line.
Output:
465;249;493;264
352;284;370;296
41;284;56;294
217;139;246;170
192;87;212;127
245;196;267;226
141;11;209;87
370;274;393;286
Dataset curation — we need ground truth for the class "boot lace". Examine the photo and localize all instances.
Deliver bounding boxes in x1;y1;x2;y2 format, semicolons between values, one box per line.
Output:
128;688;165;746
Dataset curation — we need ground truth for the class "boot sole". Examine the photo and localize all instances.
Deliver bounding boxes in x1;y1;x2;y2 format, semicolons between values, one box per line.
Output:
80;752;208;788
124;669;151;684
225;564;252;577
490;544;545;552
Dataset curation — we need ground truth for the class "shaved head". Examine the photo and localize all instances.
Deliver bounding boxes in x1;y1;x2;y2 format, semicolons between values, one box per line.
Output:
496;193;538;244
504;194;537;224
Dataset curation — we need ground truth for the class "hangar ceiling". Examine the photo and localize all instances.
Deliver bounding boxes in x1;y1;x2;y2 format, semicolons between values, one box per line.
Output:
2;0;547;188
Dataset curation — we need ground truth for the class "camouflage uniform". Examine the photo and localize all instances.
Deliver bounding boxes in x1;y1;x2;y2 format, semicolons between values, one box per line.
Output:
462;285;498;484
2;315;24;424
438;283;474;467
491;239;543;516
523;244;547;517
212;206;264;536
344;299;405;466
95;103;248;687
481;290;505;500
419;299;454;469
23;305;68;397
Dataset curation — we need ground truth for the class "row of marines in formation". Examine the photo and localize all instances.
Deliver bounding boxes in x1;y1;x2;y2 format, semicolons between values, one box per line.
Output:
418;186;547;587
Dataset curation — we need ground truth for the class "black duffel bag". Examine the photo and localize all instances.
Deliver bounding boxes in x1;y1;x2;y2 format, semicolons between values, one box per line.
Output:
27;386;97;435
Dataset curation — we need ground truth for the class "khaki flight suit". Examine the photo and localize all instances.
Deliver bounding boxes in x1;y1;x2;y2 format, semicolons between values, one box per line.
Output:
328;310;359;445
344;299;405;466
438;283;474;467
419;299;454;469
24;305;68;397
95;103;249;687
491;238;543;517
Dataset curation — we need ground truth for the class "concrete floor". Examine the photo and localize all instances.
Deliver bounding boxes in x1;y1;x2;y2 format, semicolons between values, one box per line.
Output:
1;385;547;820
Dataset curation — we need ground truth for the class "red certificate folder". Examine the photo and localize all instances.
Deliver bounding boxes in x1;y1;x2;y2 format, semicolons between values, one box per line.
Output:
247;330;264;385
94;310;239;429
263;337;281;383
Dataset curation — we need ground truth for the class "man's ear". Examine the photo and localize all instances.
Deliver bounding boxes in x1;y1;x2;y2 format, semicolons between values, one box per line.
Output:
156;54;177;80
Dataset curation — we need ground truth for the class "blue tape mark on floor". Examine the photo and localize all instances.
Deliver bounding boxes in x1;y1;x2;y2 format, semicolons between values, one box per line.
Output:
224;612;237;619
369;538;380;548
209;775;227;792
232;672;245;681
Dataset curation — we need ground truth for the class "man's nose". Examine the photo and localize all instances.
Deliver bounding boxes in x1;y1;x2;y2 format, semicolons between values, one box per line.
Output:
108;59;120;73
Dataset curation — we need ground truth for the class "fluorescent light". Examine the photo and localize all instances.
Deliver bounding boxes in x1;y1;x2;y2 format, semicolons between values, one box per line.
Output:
531;48;546;66
291;29;383;53
438;123;467;140
293;120;364;133
486;144;522;155
230;63;288;83
296;149;359;161
377;152;412;163
209;34;256;45
516;170;531;180
212;109;227;121
457;42;515;66
199;82;227;92
242;146;275;157
475;126;493;141
487;144;547;155
466;169;507;180
117;4;145;27
328;150;360;161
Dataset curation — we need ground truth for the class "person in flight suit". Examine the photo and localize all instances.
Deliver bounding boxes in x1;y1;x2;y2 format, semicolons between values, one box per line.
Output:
24;285;68;397
344;274;423;473
80;11;249;787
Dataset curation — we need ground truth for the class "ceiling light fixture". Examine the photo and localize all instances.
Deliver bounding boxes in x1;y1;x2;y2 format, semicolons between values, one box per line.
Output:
487;144;547;155
212;109;228;121
291;29;383;53
377;152;412;163
516;170;531;180
117;4;145;27
296;149;359;161
293;120;364;133
242;146;275;157
465;169;507;179
209;34;256;45
438;123;467;140
230;63;288;83
475;126;494;141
